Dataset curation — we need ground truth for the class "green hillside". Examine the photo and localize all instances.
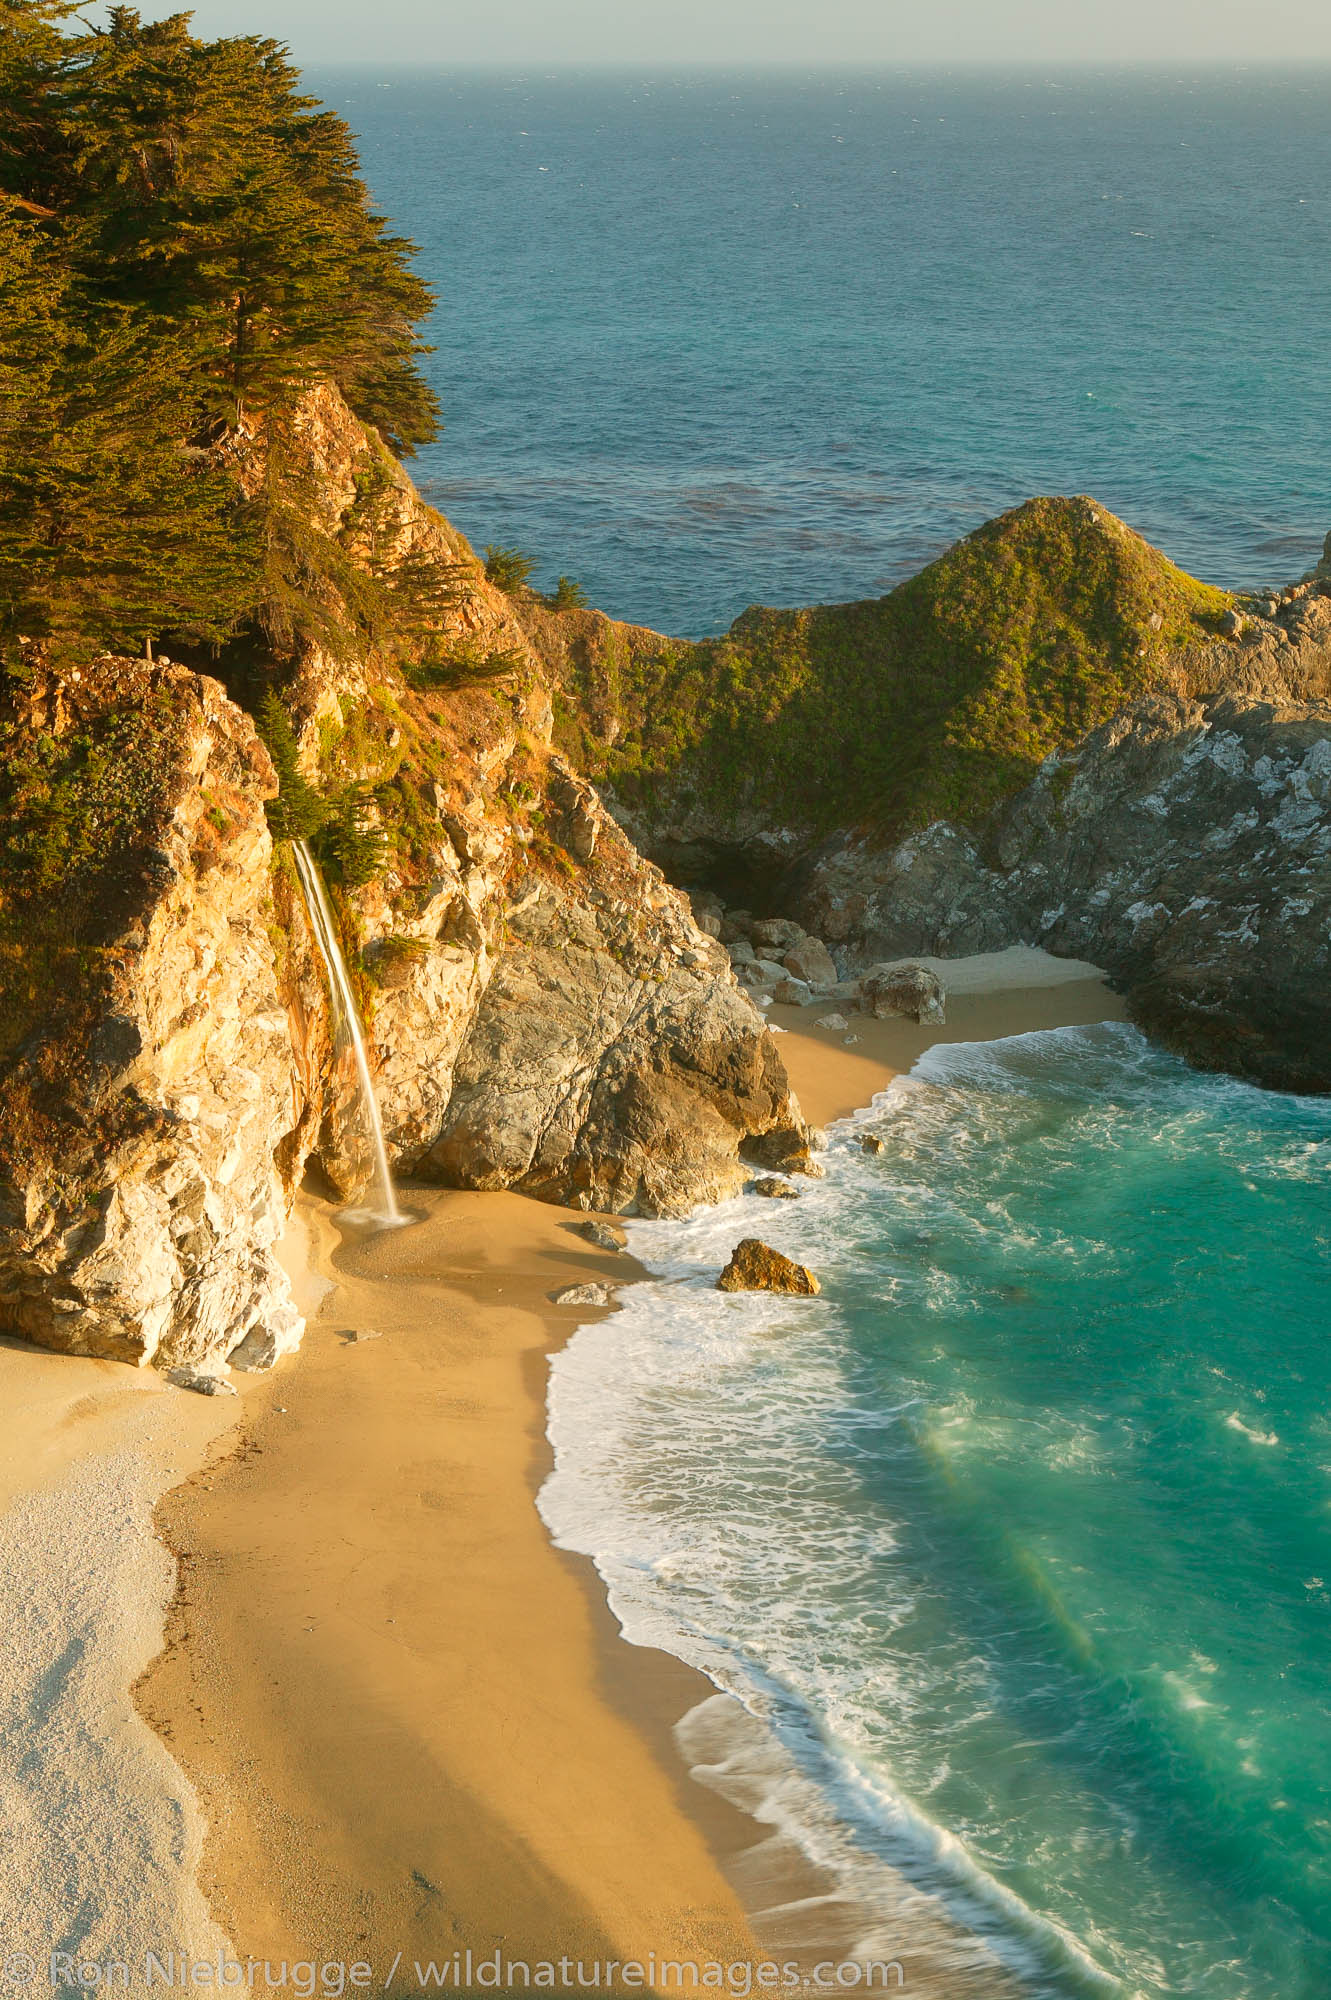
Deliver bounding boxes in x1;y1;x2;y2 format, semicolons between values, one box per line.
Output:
555;496;1235;838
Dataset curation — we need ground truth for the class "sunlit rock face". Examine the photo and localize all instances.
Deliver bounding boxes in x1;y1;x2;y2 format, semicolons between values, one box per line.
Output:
0;657;305;1369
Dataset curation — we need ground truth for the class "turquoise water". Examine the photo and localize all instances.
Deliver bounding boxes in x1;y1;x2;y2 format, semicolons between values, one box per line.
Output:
542;1026;1331;1998
313;67;1331;634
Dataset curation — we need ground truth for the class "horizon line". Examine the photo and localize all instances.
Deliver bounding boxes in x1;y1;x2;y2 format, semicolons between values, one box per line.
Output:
300;56;1331;71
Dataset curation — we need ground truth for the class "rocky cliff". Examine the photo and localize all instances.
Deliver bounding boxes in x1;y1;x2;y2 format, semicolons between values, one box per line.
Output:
794;685;1331;1093
554;504;1331;1096
8;382;1329;1375
551;496;1243;894
0;387;809;1371
0;656;303;1369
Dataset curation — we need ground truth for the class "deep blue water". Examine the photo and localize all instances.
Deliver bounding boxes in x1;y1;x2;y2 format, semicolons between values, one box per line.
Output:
543;1027;1331;1999
313;66;1331;635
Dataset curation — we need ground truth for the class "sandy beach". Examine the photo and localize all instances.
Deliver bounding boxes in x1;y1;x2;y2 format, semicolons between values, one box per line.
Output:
0;950;1126;1997
768;948;1127;1129
0;1340;238;1976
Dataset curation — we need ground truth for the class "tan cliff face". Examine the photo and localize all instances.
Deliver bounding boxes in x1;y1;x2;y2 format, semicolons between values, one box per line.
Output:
0;658;304;1369
0;387;809;1370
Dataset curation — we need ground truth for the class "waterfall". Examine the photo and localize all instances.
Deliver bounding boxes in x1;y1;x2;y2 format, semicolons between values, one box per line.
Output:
291;839;404;1229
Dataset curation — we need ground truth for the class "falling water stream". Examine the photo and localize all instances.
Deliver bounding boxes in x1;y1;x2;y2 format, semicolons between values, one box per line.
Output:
291;838;404;1229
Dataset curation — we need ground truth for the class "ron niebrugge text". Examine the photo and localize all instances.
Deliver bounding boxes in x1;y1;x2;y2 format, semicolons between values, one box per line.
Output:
17;1949;907;1994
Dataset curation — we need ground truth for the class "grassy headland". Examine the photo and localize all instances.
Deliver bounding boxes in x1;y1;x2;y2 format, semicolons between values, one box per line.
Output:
551;496;1235;840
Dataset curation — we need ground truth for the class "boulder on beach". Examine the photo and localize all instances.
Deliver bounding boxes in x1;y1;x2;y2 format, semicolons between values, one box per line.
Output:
751;916;805;950
783;938;837;987
579;1219;628;1251
550;1282;613;1307
716;1238;820;1295
738;956;790;989
167;1367;238;1397
860;960;948;1024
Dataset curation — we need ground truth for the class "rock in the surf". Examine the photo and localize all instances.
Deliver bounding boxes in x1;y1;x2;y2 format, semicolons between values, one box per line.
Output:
716;1239;820;1295
579;1219;628;1251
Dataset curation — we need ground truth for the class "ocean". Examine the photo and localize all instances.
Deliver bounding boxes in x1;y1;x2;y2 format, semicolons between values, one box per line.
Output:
541;1027;1331;1999
319;68;1331;1995
312;65;1331;636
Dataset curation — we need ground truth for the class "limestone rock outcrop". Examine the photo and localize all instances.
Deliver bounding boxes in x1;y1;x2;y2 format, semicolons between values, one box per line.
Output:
0;386;809;1369
422;820;811;1216
860;960;948;1024
999;693;1331;1091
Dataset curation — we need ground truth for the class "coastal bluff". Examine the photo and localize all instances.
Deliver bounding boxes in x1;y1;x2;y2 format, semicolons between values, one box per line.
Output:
557;505;1331;1095
0;386;810;1372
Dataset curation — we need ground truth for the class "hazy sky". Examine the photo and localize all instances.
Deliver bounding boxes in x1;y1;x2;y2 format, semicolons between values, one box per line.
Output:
120;1;1331;67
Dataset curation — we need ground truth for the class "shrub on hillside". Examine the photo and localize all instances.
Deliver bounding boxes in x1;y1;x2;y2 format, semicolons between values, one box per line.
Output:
483;545;535;594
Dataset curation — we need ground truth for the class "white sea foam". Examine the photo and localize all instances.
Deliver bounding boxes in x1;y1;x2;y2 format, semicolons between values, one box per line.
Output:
540;1026;1142;1999
1225;1412;1280;1447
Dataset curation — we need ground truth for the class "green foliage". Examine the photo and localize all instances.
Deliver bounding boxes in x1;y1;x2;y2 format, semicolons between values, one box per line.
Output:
404;635;524;693
255;688;326;840
559;498;1236;839
0;662;187;1056
483;544;534;594
550;575;587;610
360;930;428;988
0;2;440;660
312;781;386;888
256;687;388;887
0;205;259;655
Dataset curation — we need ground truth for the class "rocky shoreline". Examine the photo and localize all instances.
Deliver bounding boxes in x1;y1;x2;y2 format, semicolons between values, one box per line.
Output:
3;384;1329;1376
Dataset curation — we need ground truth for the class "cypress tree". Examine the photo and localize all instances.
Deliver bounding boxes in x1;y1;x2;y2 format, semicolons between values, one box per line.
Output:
0;3;443;662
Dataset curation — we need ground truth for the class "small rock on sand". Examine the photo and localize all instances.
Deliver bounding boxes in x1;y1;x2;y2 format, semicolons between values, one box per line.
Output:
818;1012;849;1031
550;1282;613;1307
579;1219;628;1251
716;1239;820;1295
752;1178;800;1200
168;1367;237;1397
